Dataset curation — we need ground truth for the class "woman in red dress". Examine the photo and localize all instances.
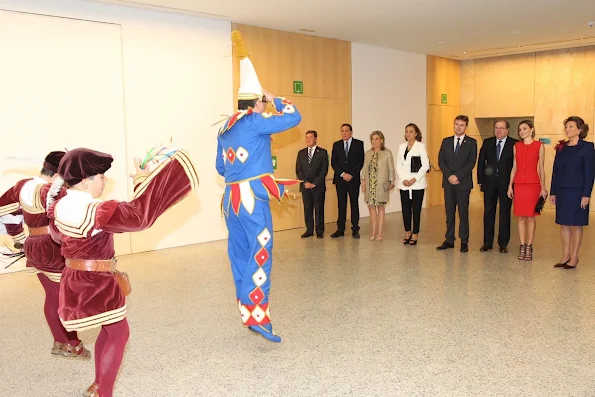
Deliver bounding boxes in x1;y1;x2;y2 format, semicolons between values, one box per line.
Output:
507;120;547;261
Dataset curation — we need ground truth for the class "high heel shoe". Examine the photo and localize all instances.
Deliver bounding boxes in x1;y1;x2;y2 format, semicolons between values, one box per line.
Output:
369;236;376;241
403;234;411;244
409;239;418;245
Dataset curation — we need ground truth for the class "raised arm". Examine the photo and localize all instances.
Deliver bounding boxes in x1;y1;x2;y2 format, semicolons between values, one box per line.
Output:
100;151;199;234
253;98;302;135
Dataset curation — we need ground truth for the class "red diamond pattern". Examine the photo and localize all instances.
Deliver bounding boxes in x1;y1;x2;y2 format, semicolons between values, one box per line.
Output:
227;147;236;163
254;247;269;267
249;287;264;304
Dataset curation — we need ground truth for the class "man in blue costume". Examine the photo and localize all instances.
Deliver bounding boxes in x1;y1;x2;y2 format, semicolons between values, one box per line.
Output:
216;31;302;343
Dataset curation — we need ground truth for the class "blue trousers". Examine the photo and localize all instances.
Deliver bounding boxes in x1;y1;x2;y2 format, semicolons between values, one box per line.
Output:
224;183;274;325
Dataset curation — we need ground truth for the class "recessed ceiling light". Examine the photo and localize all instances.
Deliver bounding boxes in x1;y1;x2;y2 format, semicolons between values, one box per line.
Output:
437;41;444;45
463;51;467;54
510;30;522;35
299;28;315;33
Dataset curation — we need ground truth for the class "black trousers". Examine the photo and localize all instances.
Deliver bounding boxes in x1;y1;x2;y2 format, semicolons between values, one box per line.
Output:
336;180;360;232
444;185;471;244
482;185;512;247
303;188;325;234
400;189;425;234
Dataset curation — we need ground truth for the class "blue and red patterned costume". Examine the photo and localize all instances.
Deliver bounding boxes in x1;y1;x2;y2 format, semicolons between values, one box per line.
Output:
216;97;301;336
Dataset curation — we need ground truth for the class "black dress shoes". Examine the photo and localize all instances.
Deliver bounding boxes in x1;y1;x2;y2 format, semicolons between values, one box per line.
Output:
317;234;324;239
436;242;455;250
479;245;493;252
352;231;360;239
301;232;313;238
499;246;508;253
330;231;344;238
460;243;469;253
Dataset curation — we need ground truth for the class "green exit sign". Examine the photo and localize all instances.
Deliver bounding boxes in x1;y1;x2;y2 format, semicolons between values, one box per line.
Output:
293;81;303;94
441;93;447;104
272;156;277;170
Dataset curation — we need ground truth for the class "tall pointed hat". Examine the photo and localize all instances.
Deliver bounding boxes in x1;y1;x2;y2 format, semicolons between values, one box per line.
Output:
232;30;263;101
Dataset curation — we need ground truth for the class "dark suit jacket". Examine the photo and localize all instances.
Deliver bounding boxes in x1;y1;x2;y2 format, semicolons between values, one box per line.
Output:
551;139;595;197
331;138;365;184
477;136;518;192
438;135;478;190
296;146;329;192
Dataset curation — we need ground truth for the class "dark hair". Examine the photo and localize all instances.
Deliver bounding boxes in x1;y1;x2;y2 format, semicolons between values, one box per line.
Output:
454;115;469;126
564;116;590;139
405;123;423;142
40;167;56;177
341;123;353;132
518;119;535;138
238;99;258;111
306;130;318;138
494;119;510;129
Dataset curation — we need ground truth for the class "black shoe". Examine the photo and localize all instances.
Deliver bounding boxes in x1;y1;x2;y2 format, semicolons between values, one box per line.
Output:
479;245;493;252
301;232;313;238
499;246;508;253
554;260;569;268
317;234;324;239
436;242;455;250
330;231;344;238
352;231;360;239
460;243;469;253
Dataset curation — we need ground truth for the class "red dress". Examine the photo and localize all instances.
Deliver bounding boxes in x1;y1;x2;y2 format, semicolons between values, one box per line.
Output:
512;140;542;217
48;150;198;332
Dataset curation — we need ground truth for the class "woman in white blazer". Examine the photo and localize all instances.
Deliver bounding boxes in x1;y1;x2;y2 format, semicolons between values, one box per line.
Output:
396;123;430;245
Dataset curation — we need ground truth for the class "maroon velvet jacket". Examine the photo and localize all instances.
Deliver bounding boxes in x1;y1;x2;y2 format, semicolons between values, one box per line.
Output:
0;178;66;278
48;150;198;331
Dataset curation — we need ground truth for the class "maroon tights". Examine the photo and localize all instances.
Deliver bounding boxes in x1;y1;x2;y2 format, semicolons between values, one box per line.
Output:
94;319;130;397
37;273;79;344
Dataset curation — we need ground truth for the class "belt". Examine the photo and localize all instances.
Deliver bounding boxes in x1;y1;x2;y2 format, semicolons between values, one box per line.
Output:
29;226;50;236
65;258;117;273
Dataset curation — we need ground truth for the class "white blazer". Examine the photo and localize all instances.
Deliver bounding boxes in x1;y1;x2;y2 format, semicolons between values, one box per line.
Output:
396;141;430;195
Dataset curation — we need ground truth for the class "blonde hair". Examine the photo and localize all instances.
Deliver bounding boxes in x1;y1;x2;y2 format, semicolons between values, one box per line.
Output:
370;130;386;150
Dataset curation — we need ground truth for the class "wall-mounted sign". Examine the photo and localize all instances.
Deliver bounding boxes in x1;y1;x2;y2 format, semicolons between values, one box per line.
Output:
441;93;447;104
293;81;303;94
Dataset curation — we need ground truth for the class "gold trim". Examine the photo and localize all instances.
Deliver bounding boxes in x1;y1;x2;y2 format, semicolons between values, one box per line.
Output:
20;183;46;214
11;231;26;243
55;202;101;238
225;173;273;186
0;203;19;217
61;305;127;332
133;150;198;200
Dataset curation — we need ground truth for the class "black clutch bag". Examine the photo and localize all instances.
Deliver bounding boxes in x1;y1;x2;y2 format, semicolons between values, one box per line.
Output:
411;156;422;173
535;196;546;213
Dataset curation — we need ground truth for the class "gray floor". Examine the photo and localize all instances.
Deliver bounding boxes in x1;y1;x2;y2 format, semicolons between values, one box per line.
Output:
1;203;594;397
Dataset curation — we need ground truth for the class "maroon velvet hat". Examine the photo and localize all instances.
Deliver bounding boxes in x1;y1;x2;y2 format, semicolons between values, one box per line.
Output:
58;148;113;185
43;151;66;173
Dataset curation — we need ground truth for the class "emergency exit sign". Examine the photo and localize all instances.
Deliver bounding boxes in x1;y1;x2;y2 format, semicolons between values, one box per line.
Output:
293;81;303;94
441;94;447;104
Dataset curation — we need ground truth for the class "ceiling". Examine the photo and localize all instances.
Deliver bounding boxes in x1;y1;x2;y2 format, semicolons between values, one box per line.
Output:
92;0;595;59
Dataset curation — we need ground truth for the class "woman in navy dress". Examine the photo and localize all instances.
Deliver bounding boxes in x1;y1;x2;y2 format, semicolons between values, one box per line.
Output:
550;116;595;269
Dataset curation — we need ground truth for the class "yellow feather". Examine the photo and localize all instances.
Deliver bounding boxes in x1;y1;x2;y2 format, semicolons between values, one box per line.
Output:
231;30;249;59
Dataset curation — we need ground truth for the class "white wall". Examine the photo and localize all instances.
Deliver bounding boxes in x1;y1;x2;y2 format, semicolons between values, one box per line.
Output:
351;42;427;217
0;0;232;258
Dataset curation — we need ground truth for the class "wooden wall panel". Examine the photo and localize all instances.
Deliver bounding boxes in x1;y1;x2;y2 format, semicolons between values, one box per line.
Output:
426;55;461;207
474;53;536;118
231;24;352;230
461;45;595;212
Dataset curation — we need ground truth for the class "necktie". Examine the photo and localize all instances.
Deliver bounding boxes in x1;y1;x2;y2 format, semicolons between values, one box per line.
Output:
496;140;502;161
455;138;461;154
308;148;313;164
344;141;349;158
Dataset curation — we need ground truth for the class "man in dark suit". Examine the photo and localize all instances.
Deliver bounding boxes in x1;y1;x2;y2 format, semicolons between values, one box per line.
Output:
330;123;364;238
477;119;517;253
296;130;329;238
436;115;478;253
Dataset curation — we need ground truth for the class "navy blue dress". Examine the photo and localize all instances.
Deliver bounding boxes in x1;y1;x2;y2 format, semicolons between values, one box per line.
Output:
550;139;595;226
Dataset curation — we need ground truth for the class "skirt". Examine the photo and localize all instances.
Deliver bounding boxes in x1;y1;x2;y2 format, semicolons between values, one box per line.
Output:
513;183;541;217
555;187;590;226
